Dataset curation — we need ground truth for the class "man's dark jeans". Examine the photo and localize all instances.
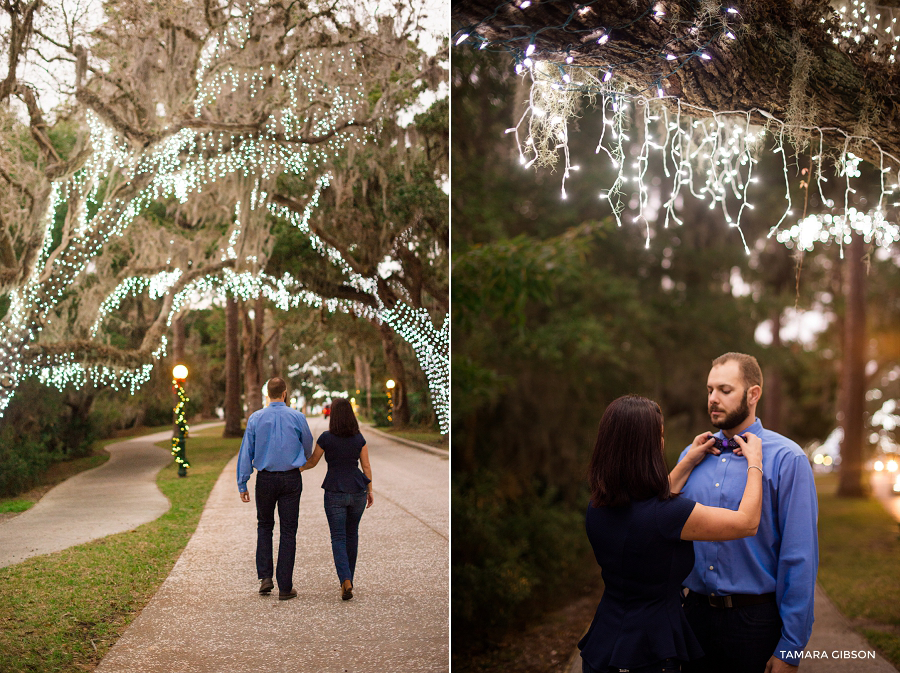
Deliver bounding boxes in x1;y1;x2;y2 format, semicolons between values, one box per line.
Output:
255;469;302;592
323;490;367;583
582;657;681;672
681;591;783;673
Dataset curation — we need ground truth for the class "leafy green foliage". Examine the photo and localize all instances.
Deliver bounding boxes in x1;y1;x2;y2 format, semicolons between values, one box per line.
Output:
452;471;594;641
0;381;96;497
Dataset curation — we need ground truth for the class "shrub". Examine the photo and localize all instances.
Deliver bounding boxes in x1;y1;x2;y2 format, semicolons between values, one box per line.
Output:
451;471;596;648
0;381;95;497
0;434;58;497
372;394;391;427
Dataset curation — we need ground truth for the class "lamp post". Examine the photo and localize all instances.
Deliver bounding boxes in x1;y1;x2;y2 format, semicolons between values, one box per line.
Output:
385;379;395;425
172;364;191;477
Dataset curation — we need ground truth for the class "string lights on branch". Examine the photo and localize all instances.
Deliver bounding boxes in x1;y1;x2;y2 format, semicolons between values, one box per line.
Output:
454;0;900;255
0;7;450;435
379;303;449;434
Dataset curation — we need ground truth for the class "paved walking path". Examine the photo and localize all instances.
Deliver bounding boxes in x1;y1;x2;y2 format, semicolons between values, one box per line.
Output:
97;416;449;672
0;422;222;569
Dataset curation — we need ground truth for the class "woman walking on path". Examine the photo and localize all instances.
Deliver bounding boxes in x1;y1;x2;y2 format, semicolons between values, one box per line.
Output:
579;394;764;673
300;398;373;600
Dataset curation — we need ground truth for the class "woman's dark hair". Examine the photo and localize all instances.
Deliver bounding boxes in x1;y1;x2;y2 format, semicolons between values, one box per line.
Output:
329;398;360;437
588;394;672;507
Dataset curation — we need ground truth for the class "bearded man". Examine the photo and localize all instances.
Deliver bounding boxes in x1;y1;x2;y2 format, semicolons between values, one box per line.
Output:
678;353;818;673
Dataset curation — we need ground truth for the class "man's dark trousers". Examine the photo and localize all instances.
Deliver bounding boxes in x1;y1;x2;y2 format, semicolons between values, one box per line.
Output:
255;469;302;592
681;590;783;673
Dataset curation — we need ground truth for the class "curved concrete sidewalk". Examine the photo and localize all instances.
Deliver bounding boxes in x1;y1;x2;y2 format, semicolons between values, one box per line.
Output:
97;416;449;672
0;422;222;568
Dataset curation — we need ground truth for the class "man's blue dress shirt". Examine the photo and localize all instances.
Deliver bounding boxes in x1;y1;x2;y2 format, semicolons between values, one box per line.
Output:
677;418;818;665
236;401;313;493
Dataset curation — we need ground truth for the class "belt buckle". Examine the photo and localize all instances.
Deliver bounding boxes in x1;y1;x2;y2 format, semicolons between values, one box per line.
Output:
707;594;732;608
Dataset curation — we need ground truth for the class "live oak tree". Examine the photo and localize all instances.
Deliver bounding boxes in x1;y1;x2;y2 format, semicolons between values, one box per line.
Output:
0;0;448;431
270;97;449;427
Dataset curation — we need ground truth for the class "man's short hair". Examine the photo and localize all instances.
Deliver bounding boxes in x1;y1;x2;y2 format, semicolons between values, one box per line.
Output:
267;377;287;400
712;352;763;390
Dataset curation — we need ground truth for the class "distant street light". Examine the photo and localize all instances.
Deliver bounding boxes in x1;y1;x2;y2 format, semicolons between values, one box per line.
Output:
172;365;191;477
385;379;395;425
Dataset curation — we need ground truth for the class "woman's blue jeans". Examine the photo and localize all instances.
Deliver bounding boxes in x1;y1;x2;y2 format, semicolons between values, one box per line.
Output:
323;490;367;584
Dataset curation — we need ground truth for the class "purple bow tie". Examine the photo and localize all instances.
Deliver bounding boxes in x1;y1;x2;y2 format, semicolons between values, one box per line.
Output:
712;435;745;452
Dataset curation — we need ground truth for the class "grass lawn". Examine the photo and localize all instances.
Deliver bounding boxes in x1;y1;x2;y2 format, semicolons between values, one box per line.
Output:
0;499;35;513
371;425;448;449
0;425;237;672
816;472;900;668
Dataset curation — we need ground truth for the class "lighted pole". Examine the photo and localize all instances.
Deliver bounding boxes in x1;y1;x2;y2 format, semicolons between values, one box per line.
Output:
172;364;191;477
386;379;395;425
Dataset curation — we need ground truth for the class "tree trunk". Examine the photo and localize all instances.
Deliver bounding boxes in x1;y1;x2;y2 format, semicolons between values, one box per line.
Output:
242;296;265;418
763;307;783;434
354;353;373;419
223;296;243;438
837;232;867;498
267;318;281;379
366;371;372;421
172;313;186;365
64;391;95;456
379;323;410;426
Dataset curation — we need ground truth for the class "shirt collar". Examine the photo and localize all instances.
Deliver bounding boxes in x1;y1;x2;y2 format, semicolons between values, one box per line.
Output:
269;401;286;407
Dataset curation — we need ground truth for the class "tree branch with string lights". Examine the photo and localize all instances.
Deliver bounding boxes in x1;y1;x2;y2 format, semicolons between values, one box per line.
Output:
453;0;900;252
0;0;449;432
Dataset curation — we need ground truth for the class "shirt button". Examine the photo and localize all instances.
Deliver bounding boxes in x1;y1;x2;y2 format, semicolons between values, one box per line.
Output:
722;457;727;462
709;565;714;570
715;483;720;487
711;592;716;596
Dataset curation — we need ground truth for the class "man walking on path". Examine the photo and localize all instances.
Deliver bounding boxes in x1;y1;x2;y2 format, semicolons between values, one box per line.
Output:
237;377;313;601
678;353;818;673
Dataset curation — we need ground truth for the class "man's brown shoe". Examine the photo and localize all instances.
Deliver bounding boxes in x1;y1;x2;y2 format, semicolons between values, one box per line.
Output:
279;588;297;601
341;580;353;601
259;578;274;595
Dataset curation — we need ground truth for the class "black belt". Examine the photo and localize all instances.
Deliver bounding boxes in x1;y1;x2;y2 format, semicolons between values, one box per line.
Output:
689;589;776;609
260;468;300;474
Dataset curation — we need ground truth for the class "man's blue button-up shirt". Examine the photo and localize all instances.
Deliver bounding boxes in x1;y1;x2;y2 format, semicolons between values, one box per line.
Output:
236;401;313;493
677;418;818;665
